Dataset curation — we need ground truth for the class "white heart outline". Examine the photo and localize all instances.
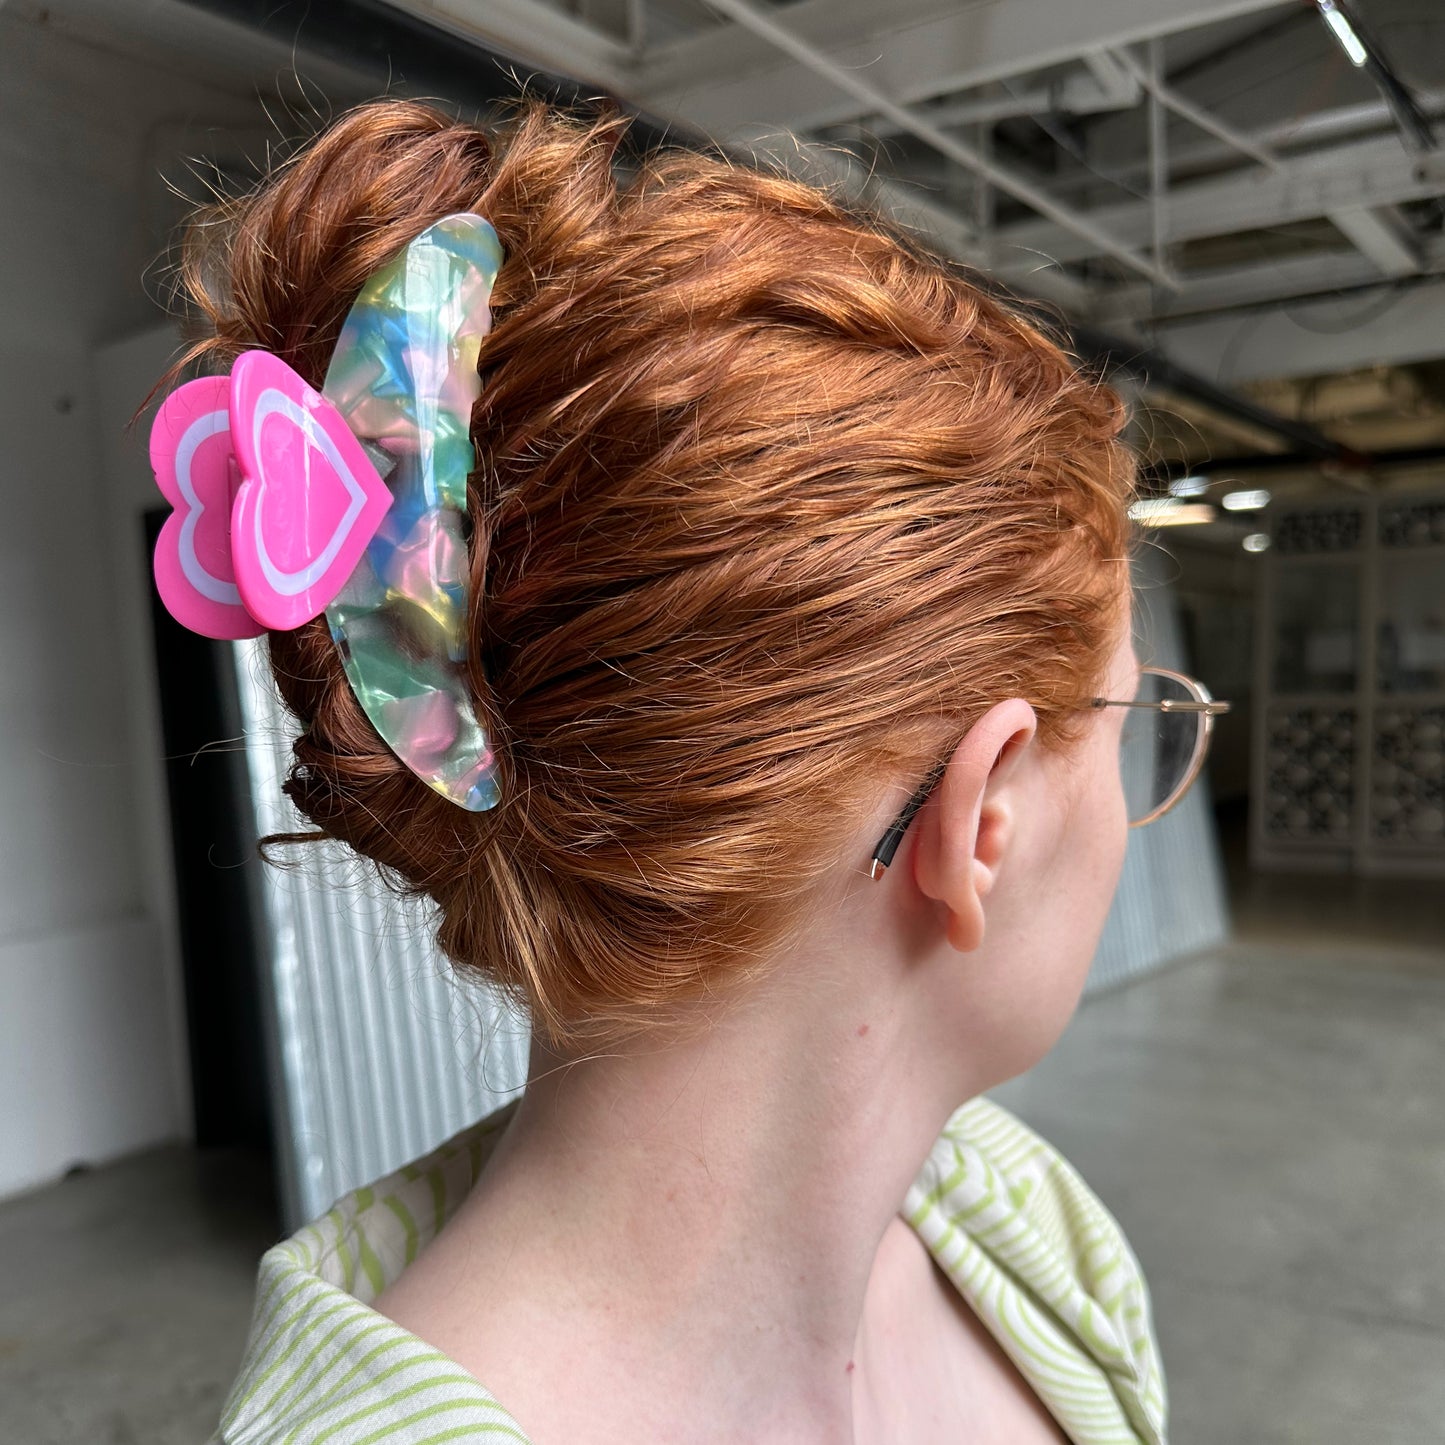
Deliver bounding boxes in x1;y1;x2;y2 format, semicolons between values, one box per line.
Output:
174;408;242;606
247;386;371;597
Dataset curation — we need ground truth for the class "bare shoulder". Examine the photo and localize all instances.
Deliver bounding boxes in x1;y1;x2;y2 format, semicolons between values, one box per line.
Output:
853;1214;1071;1445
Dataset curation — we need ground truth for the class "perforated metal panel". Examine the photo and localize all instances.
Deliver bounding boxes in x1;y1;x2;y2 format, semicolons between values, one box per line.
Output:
1251;488;1445;876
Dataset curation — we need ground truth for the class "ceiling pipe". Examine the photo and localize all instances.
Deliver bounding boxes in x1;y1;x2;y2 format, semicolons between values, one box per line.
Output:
1315;0;1437;154
1138;442;1445;493
1068;322;1366;468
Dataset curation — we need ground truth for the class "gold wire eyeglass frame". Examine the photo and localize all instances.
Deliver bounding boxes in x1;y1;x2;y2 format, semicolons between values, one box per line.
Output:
867;665;1232;881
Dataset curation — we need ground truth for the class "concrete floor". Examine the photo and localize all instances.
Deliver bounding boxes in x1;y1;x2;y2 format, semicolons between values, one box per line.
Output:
0;1137;277;1444
3;804;1442;1444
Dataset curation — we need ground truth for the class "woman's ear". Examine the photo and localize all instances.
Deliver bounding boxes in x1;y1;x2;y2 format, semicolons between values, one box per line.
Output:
908;699;1038;953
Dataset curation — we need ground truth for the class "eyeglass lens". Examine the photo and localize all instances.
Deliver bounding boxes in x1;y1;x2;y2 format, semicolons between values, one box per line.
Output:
1119;672;1204;824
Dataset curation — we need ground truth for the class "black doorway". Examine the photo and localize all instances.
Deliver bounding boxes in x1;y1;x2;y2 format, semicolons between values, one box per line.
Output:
143;508;274;1160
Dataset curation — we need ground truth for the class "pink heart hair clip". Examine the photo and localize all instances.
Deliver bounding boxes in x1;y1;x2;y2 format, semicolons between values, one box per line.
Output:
151;352;393;639
149;212;507;813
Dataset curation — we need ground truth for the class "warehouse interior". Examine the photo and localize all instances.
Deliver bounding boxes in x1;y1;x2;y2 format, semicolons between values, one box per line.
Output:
0;0;1442;1440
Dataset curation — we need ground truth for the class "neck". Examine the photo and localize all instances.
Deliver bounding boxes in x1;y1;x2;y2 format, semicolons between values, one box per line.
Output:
453;952;986;1440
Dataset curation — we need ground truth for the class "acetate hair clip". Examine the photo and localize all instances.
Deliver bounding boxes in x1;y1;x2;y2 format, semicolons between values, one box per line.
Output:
149;212;506;812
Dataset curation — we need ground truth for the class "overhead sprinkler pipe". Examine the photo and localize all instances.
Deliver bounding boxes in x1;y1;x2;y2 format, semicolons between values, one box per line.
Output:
1315;0;1437;153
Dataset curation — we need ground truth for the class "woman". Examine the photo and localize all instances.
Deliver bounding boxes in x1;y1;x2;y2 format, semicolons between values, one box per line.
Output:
173;95;1180;1443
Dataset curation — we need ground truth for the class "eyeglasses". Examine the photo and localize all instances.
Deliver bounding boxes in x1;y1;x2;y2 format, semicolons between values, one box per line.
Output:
868;665;1231;880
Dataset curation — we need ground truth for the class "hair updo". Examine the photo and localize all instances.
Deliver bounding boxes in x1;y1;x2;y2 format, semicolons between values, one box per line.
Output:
166;96;1138;1053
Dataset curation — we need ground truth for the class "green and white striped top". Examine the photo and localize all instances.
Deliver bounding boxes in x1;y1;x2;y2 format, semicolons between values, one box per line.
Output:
212;1094;1168;1443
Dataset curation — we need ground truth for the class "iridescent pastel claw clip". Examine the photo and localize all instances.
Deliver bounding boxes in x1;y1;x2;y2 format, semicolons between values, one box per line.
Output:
149;212;506;813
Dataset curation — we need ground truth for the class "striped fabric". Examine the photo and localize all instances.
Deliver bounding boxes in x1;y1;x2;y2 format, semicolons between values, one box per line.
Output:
212;1094;1168;1443
904;1098;1168;1443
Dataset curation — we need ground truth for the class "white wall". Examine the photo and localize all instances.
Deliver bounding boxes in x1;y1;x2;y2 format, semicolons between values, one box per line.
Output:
0;1;365;1199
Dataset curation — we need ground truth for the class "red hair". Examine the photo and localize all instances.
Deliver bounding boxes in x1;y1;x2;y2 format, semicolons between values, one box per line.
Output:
165;97;1138;1051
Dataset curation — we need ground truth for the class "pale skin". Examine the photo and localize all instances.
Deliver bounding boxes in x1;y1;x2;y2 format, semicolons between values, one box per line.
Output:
373;597;1142;1443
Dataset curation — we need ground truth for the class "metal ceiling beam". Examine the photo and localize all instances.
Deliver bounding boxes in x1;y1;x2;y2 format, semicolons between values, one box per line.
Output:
692;0;1172;285
1153;275;1445;382
1328;205;1423;277
1112;41;1278;172
1105;57;1426;286
995;132;1445;270
725;135;1348;456
638;0;1295;135
1098;233;1445;324
1044;92;1445;202
860;49;1140;139
379;0;633;92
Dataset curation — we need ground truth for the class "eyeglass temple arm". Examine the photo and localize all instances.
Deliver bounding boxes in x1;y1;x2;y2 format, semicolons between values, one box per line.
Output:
869;695;1233;879
1092;698;1232;714
868;758;949;881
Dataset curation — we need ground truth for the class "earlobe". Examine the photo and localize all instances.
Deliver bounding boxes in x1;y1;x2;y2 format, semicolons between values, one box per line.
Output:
943;871;988;952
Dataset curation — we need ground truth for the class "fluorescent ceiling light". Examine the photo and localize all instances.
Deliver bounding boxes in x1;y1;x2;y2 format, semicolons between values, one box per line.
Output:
1167;474;1210;498
1243;533;1272;553
1129;499;1216;527
1317;0;1369;67
1221;488;1272;511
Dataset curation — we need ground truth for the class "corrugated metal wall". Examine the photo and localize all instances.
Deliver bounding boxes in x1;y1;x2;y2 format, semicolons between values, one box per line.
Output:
233;643;530;1233
235;545;1229;1231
